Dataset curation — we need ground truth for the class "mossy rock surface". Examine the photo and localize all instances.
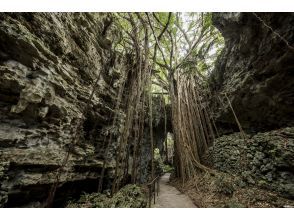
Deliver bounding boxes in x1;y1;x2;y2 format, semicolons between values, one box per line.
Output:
209;127;294;199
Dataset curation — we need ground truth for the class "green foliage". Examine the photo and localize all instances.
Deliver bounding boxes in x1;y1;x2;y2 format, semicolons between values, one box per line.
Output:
156;12;175;26
203;13;213;30
166;133;174;148
66;185;147;208
154;148;164;175
154;148;161;160
154;148;174;174
214;173;236;196
112;12;225;95
163;164;174;173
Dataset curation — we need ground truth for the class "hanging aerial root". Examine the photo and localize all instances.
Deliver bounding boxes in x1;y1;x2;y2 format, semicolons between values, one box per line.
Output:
170;72;216;182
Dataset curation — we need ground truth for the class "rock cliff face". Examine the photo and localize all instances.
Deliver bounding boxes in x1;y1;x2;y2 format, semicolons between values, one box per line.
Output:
0;13;128;207
209;13;294;199
210;12;294;133
0;13;171;207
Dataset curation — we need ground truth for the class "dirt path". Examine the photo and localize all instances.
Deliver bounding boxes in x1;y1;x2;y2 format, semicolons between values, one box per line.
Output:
153;173;197;208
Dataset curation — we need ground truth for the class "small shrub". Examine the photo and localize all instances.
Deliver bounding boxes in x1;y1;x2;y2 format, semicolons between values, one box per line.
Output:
66;184;147;208
214;174;236;196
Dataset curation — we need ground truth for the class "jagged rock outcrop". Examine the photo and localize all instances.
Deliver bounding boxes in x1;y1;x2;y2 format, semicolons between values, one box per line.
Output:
210;12;294;133
0;12;127;207
209;127;294;199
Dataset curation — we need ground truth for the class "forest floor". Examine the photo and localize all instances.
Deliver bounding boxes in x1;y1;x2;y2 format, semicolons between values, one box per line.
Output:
153;173;197;208
170;172;294;208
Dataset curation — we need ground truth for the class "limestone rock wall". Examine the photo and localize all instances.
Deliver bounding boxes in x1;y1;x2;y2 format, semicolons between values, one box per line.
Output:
0;13;125;207
210;12;294;133
208;13;294;200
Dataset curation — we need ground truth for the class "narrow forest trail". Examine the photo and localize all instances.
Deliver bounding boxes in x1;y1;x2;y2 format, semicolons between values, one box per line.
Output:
153;173;197;208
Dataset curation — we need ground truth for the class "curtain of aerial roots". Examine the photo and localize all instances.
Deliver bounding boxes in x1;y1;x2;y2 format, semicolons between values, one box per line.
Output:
170;71;215;182
111;53;150;194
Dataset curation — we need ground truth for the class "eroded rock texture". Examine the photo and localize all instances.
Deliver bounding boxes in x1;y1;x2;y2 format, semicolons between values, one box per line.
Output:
209;13;294;200
0;13;127;207
209;127;294;199
210;12;294;133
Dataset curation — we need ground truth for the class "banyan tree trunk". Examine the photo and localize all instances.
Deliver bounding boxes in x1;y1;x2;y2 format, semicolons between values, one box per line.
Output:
169;71;215;182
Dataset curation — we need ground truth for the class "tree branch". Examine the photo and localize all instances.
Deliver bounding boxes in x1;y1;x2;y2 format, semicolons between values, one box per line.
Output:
145;13;169;68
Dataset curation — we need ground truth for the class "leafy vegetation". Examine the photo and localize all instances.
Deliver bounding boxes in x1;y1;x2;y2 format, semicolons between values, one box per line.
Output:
112;12;224;98
67;185;147;208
